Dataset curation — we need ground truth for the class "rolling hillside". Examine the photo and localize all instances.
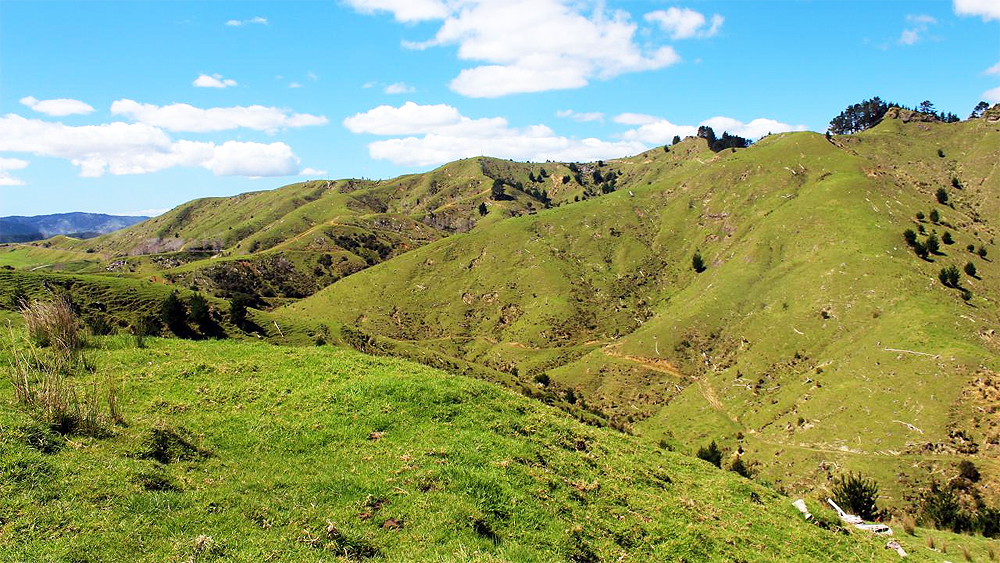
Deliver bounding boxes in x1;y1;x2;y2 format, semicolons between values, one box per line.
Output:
2;336;988;562
281;111;1000;505
7;107;999;510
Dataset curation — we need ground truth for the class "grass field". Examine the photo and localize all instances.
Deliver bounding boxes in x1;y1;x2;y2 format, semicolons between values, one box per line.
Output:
4;335;997;562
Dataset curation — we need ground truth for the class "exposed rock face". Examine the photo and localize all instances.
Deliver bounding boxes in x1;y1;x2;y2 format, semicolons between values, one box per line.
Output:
883;107;939;123
984;104;1000;123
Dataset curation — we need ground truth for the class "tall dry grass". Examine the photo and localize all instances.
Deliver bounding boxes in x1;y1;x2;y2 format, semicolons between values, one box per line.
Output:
22;296;82;356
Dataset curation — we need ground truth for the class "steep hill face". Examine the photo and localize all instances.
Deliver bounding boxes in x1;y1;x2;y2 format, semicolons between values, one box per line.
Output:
282;115;999;504
0;212;148;242
47;158;610;303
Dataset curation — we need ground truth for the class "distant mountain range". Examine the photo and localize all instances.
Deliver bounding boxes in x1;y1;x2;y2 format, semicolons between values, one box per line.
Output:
0;212;149;243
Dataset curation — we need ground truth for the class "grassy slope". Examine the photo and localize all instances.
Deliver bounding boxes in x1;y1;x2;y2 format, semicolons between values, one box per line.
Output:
281;118;999;504
2;336;986;562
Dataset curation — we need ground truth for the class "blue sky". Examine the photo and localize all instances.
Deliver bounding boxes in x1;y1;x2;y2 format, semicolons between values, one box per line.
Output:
1;0;998;217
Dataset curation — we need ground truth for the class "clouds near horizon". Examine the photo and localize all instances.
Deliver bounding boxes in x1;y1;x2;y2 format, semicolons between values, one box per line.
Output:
111;100;328;133
0;114;305;178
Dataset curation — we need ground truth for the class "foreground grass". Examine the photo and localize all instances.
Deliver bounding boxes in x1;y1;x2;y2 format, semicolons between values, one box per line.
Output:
0;337;927;562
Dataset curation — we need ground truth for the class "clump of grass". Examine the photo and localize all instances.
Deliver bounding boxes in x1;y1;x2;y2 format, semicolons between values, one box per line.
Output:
6;324;123;436
900;513;916;535
987;544;996;560
961;544;972;562
22;296;82;356
927;536;935;550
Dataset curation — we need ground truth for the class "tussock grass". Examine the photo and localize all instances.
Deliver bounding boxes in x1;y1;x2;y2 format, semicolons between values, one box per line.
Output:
22;296;81;354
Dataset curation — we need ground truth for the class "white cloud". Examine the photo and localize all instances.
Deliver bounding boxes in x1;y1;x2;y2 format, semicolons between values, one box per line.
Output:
289;82;303;88
555;109;604;122
613;112;660;125
193;73;238;88
226;16;268;26
350;0;681;97
362;81;377;89
983;86;1000;103
0;114;302;178
300;167;328;176
620;119;697;144
700;116;807;139
342;0;448;22
343;101;645;167
110;99;328;133
644;7;723;40
384;82;415;94
619;114;805;145
344;101;463;135
307;71;319;81
898;29;920;45
899;13;937;45
19;96;95;117
954;0;1000;21
983;61;1000;75
0;156;29;186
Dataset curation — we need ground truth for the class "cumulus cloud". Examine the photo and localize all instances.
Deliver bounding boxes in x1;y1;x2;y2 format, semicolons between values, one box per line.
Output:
344;101;464;135
19;96;95;117
226;16;268;26
556;109;604;122
343;0;448;22
0;113;303;178
384;82;415;94
983;86;1000;103
954;0;1000;21
983;61;1000;75
300;167;328;176
110;100;328;133
349;0;681;97
0;156;29;186
193;73;238;88
644;7;723;40
618;113;806;144
343;101;645;167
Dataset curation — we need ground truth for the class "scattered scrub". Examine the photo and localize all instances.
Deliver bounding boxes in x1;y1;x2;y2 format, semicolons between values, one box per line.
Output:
832;472;881;521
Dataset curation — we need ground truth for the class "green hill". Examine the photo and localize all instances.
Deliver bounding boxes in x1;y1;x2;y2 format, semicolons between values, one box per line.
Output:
6;109;999;513
281;114;1000;505
3;336;991;562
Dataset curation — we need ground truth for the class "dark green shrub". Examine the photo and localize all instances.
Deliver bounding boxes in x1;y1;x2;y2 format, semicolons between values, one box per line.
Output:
833;472;882;520
978;246;988;258
936;188;948;204
914;241;929;259
692;252;706;273
533;373;550;386
926;234;940;254
939;265;960;288
160;292;187;332
903;229;917;246
942;231;954;245
478;202;488;216
916;211;925;221
964;262;977;277
696;441;723;468
188;293;210;327
832;472;881;521
730;456;753;478
967;244;975;252
937;148;945;158
957;460;980;483
929;209;940;223
923;481;968;533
